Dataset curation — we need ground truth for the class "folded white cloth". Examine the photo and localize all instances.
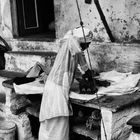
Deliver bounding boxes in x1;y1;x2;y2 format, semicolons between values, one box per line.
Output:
14;80;103;101
98;70;131;83
69;92;103;101
13;70;140;97
13;79;44;95
97;70;140;95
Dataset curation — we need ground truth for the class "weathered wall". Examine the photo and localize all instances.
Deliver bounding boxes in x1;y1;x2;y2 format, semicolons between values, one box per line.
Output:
4;42;140;73
55;0;140;42
0;0;13;39
86;42;140;73
0;0;140;42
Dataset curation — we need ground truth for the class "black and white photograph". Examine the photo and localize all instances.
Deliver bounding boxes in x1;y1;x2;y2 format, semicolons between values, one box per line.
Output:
0;0;140;140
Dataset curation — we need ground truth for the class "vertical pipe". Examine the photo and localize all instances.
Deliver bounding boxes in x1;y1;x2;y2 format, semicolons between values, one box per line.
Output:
94;0;115;42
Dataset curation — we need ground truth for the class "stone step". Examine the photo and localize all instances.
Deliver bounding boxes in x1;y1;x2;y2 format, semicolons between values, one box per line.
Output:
5;51;57;73
7;38;59;52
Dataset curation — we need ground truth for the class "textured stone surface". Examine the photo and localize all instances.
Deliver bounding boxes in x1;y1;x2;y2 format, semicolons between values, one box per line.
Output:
5;42;140;73
54;0;140;42
0;0;13;38
1;0;140;42
6;113;34;140
101;105;140;140
112;105;140;140
5;51;56;73
85;42;140;73
7;39;59;51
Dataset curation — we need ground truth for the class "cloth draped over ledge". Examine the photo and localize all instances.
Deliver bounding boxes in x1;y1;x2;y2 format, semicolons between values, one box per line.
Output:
96;70;140;95
13;66;140;100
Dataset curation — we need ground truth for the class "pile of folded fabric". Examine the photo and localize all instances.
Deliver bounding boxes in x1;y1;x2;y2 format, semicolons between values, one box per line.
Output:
97;70;140;95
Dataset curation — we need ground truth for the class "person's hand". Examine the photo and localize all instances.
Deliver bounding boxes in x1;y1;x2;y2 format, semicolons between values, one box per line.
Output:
82;69;93;81
95;79;110;87
82;69;99;80
79;78;98;94
80;70;98;94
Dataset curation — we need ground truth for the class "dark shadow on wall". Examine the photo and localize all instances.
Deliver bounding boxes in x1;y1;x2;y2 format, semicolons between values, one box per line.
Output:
0;36;11;70
0;52;5;70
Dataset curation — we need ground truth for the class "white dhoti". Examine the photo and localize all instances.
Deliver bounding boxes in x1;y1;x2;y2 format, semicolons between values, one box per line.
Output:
39;117;69;140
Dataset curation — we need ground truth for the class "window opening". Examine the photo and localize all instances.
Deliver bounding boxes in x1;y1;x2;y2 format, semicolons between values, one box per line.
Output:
15;0;55;40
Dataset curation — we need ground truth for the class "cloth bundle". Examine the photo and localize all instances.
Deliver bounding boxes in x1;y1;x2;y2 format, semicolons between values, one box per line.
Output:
97;70;140;95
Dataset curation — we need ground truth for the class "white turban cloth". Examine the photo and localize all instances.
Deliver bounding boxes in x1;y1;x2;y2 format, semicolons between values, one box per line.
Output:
63;26;93;43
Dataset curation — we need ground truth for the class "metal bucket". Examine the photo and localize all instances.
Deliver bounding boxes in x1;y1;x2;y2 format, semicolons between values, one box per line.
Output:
0;121;16;140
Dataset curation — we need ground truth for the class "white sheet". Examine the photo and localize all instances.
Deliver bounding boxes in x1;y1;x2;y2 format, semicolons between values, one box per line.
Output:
97;70;140;95
13;79;102;101
13;79;44;95
13;70;140;98
69;91;103;101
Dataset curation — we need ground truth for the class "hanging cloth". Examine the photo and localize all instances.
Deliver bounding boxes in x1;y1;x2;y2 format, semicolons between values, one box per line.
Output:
39;27;92;121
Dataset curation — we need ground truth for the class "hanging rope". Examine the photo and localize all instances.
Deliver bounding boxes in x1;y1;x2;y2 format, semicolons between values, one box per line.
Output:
75;0;108;139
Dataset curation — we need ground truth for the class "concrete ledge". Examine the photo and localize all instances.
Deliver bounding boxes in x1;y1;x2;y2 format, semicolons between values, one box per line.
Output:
7;39;59;52
5;51;57;72
0;70;26;79
6;51;57;56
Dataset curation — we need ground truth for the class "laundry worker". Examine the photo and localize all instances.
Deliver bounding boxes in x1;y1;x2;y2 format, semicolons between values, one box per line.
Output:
39;26;94;140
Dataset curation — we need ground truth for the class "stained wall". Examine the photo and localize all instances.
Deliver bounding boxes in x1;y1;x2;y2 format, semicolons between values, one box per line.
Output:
54;0;140;42
0;0;140;42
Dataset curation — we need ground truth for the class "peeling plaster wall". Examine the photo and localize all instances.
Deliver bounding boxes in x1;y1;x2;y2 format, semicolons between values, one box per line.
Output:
55;0;140;42
86;42;140;73
0;0;13;38
107;0;140;42
54;0;110;42
0;0;140;42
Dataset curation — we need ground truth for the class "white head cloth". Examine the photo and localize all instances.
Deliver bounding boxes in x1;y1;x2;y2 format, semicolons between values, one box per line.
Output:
47;26;92;86
63;26;93;43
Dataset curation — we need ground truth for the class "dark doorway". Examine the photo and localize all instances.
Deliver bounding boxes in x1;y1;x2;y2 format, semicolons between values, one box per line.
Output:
16;0;55;39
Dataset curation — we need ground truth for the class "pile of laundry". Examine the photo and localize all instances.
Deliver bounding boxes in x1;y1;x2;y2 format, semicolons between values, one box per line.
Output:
13;62;48;95
96;70;140;95
70;70;140;101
